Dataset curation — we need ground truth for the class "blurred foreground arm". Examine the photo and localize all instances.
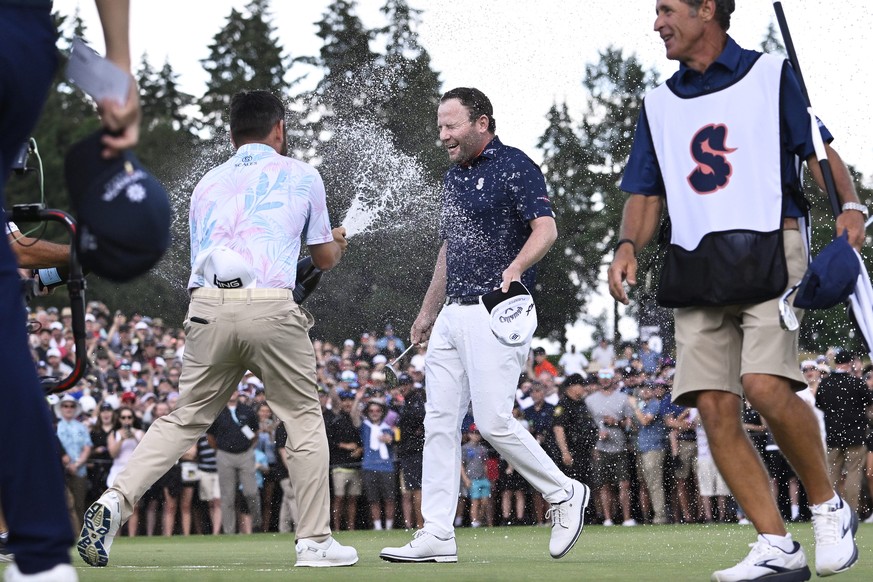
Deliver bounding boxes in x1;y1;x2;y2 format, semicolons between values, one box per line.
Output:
94;0;140;155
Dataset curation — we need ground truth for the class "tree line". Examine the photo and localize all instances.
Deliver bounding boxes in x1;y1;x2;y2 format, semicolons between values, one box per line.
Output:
7;1;870;354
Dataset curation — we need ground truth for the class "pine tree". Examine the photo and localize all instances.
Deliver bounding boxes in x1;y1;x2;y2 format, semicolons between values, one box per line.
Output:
537;47;660;346
300;0;445;340
200;0;291;137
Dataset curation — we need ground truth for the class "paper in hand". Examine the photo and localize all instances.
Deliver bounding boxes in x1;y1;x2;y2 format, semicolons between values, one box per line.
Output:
66;37;130;106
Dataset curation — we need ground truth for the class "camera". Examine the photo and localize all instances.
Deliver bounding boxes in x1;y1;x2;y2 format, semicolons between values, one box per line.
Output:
11;140;33;176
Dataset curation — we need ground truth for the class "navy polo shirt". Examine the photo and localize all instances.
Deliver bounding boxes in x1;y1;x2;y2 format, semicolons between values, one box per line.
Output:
440;136;554;297
621;36;832;217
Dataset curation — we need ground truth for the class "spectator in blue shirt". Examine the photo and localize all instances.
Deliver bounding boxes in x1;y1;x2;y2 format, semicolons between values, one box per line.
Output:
630;383;668;524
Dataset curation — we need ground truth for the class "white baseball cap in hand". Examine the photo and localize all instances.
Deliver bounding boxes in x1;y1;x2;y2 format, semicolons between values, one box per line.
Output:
480;281;537;347
196;246;256;289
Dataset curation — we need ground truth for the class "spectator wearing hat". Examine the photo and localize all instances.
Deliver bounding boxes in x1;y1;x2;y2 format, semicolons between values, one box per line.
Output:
629;382;668;525
815;350;873;513
205;391;261;535
551;375;598;509
585;368;635;526
108;317;134;356
56;395;93;532
117;360;137;393
663;402;697;524
801;359;823;394
524;381;557;525
91;350;120;393
45;348;72;379
326;390;363;531
353;394;397;530
33;327;54;363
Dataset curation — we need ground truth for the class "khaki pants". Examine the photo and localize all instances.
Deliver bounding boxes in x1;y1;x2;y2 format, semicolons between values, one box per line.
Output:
637;450;667;524
110;289;331;541
827;445;866;511
217;449;260;534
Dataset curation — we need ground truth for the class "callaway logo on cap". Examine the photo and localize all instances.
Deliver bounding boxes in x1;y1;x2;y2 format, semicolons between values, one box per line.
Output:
480;281;538;347
65;131;171;282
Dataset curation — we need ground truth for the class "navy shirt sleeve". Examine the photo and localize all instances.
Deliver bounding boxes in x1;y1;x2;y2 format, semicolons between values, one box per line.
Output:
620;106;666;197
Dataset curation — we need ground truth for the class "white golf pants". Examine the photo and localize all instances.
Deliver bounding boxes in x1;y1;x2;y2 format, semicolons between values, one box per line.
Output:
421;302;571;538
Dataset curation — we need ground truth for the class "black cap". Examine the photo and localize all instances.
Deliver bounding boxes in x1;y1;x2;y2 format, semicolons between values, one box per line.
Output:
834;350;854;365
65;131;171;282
562;373;587;389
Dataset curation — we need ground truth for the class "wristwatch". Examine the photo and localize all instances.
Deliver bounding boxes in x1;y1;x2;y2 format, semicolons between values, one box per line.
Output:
841;202;869;219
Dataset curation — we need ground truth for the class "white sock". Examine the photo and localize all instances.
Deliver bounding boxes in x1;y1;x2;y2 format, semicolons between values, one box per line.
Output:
811;493;841;510
385;519;393;530
373;521;383;530
790;504;800;519
760;533;794;553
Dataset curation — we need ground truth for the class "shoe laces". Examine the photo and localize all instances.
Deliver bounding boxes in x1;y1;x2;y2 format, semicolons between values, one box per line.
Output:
412;529;429;540
812;503;841;545
738;540;782;566
546;504;567;529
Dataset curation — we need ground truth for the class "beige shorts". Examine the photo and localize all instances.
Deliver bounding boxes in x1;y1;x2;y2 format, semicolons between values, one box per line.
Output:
672;230;808;407
331;468;362;497
198;471;220;501
696;456;731;497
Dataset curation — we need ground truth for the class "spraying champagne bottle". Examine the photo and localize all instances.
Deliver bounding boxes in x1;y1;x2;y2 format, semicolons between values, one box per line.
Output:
293;256;323;304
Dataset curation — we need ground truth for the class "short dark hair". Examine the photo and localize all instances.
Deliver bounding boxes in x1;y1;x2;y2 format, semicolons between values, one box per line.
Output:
683;0;734;31
229;90;285;144
562;373;587;389
440;87;496;133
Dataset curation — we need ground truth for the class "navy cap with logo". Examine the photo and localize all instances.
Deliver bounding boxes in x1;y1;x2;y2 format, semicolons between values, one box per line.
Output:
793;233;860;310
65;131;171;282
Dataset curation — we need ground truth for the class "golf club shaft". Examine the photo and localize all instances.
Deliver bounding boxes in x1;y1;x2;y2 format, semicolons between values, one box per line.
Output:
773;1;841;221
388;342;418;368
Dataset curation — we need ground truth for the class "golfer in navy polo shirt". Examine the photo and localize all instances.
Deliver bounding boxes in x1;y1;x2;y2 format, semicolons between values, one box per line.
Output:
380;88;589;564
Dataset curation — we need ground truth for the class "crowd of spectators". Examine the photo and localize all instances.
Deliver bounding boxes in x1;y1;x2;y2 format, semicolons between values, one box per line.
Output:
21;301;873;536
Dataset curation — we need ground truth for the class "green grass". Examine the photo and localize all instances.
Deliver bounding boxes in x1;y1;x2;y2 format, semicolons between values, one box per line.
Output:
3;523;872;581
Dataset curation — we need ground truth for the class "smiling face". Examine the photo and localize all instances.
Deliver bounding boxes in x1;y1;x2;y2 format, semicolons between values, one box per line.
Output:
437;98;491;166
654;0;709;65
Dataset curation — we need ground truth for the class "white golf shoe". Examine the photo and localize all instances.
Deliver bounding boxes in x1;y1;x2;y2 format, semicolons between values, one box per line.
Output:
546;479;590;559
294;536;358;567
711;535;810;582
379;529;458;563
811;497;859;576
77;491;121;567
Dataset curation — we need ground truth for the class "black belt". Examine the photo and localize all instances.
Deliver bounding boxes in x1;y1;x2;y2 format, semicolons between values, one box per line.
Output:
445;295;480;306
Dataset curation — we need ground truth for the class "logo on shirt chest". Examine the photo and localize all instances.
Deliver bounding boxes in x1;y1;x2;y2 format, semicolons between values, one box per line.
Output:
687;123;737;195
